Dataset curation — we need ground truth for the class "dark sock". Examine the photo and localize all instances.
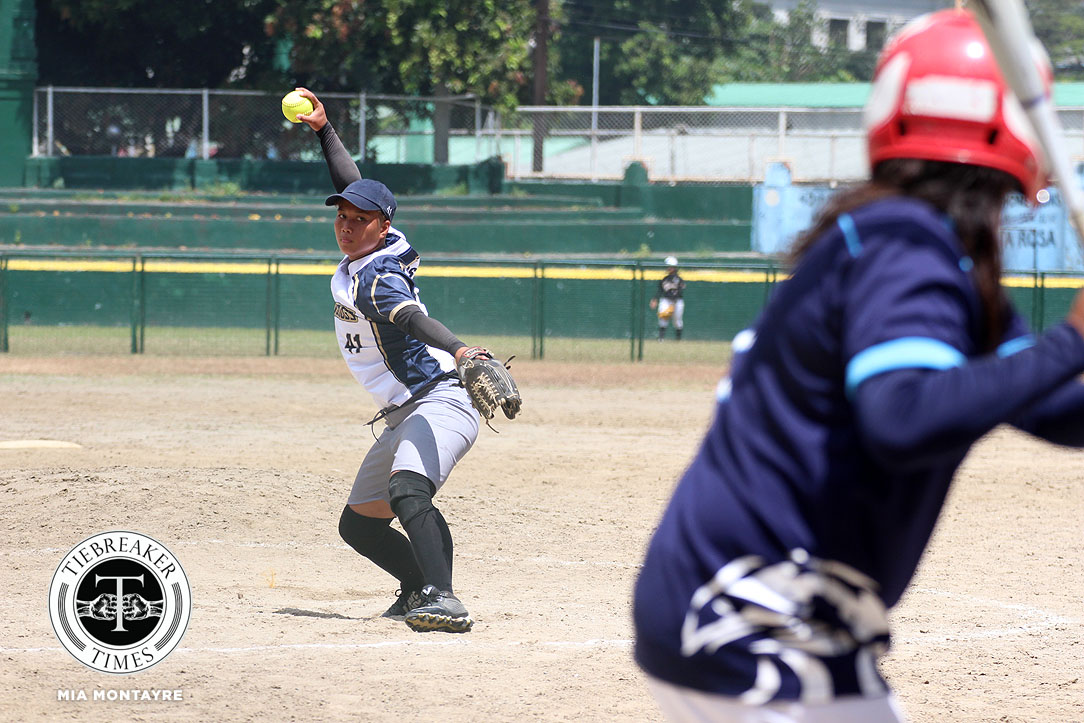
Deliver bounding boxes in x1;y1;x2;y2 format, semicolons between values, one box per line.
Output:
388;470;454;593
338;505;424;592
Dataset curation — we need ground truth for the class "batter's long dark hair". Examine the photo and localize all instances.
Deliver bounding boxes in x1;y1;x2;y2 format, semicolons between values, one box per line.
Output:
789;159;1018;351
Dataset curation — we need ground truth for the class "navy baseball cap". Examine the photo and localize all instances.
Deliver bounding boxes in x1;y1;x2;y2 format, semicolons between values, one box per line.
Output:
325;179;396;221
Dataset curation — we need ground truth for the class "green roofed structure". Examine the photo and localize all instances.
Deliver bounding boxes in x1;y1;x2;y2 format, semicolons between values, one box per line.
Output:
706;82;1084;108
705;83;873;108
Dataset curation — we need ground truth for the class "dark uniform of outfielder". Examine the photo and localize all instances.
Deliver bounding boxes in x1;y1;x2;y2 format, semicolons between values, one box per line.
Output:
652;256;685;341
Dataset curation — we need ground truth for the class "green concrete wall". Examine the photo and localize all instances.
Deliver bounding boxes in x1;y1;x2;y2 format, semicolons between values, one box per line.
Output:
8;159;755;254
0;212;751;254
0;199;644;223
24;156;505;195
505;178;754;222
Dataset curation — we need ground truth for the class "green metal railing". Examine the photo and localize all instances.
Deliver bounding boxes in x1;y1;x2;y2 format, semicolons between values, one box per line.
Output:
0;249;1078;361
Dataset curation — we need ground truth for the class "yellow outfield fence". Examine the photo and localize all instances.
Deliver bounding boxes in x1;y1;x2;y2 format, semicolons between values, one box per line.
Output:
0;250;1079;359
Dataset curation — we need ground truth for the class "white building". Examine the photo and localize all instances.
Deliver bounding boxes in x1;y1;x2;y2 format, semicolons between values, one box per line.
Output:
768;0;951;51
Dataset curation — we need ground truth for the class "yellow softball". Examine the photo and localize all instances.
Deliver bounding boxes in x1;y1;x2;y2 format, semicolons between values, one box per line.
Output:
281;91;314;123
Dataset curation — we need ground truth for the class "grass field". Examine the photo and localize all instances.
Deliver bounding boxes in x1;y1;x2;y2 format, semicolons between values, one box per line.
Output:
2;325;734;364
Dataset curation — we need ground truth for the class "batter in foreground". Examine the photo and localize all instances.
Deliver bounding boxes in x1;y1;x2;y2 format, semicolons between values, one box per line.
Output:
635;10;1084;721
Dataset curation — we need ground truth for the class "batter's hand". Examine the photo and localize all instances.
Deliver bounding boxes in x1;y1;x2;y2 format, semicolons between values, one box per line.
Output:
649;299;658;310
294;87;328;132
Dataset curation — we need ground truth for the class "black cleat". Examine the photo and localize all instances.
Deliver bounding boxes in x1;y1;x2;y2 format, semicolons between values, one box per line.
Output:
381;588;424;620
404;585;474;633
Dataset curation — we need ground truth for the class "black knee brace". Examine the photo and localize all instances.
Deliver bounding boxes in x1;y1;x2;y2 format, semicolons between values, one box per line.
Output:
388;470;454;593
338;505;393;556
338;505;425;590
388;470;437;526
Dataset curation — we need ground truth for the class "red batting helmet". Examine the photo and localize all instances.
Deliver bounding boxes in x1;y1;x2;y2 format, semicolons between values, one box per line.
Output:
864;9;1052;203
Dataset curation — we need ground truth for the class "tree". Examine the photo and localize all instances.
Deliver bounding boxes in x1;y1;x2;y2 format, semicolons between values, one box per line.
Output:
264;0;535;161
1028;0;1084;78
553;0;742;105
713;0;876;84
36;0;277;87
264;0;534;111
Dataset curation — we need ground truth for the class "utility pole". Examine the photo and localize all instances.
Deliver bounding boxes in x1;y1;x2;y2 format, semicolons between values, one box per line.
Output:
531;0;549;173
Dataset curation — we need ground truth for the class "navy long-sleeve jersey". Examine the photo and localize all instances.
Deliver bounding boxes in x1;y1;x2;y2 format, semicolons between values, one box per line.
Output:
633;197;1084;702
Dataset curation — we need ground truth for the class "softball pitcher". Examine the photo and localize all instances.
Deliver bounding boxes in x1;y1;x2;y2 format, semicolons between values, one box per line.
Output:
634;10;1084;720
294;88;501;633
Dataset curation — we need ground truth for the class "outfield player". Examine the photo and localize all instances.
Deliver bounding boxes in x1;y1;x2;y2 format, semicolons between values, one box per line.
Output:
650;256;685;340
295;87;488;633
634;10;1084;720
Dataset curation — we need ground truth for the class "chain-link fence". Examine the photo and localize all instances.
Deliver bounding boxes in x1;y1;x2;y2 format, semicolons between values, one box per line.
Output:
0;250;775;362
33;87;499;165
504;105;1084;184
2;249;1080;363
32;88;1084;183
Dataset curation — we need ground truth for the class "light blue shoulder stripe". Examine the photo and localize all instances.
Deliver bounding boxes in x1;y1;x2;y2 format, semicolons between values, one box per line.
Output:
838;213;862;258
846;337;965;398
997;335;1035;357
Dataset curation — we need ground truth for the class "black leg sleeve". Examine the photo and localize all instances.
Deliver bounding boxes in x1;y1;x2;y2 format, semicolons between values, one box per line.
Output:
338;505;424;592
388;470;454;593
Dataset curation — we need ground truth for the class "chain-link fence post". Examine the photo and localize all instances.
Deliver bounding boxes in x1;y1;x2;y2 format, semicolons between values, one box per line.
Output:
536;262;546;359
0;254;8;352
46;85;54;157
129;256;141;354
590;105;599;182
201;89;210;161
628;263;638;361
359;92;367;158
1038;272;1047;333
637;265;647;361
264;257;274;357
1029;271;1041;332
31;89;38;157
138;256;147;353
532;112;547;173
272;257;281;355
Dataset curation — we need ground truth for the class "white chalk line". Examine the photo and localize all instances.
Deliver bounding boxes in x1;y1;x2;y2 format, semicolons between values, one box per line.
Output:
8;544;1077;648
0;639;634;655
894;587;1079;644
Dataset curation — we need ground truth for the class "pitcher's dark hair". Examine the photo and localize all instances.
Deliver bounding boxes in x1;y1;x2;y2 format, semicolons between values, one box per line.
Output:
789;159;1019;351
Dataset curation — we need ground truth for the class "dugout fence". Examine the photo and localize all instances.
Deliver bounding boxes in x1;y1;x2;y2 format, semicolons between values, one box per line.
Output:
0;250;1079;362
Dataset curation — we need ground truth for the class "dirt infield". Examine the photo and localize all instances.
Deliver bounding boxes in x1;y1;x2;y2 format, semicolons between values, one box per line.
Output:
1;356;1082;722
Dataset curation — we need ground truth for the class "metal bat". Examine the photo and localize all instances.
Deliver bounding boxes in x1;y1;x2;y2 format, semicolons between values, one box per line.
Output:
969;0;1084;248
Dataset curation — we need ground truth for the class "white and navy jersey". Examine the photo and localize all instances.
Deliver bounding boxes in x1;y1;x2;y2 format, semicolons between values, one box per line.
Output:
330;227;454;409
634;196;1084;702
656;272;685;300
